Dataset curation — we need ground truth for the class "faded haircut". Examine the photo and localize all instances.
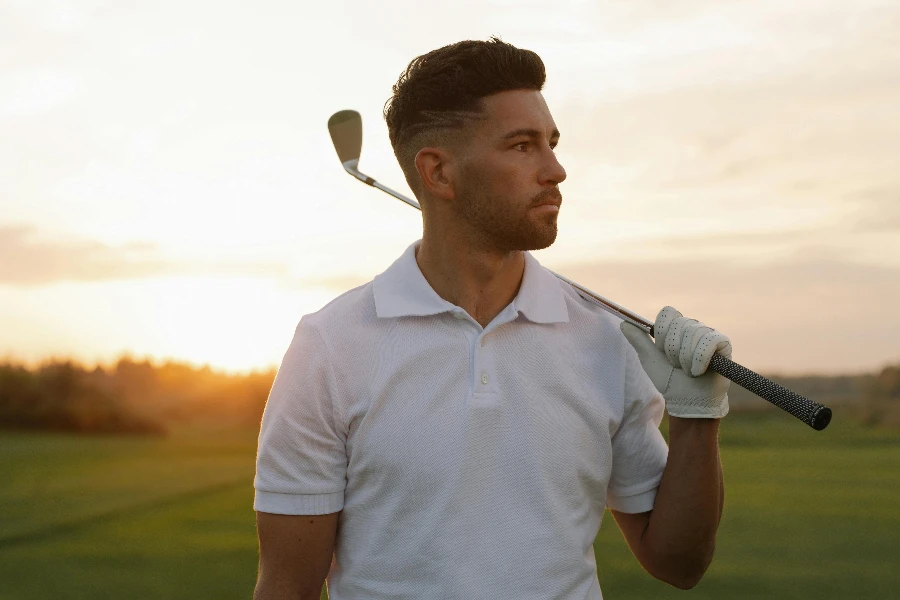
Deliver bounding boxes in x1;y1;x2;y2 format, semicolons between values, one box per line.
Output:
383;36;546;200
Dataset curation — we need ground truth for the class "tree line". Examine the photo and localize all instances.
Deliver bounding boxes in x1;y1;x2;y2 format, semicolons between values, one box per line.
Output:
0;356;276;435
1;355;897;435
693;364;900;427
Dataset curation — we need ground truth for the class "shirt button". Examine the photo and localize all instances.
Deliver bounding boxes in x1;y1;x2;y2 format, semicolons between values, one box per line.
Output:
480;339;485;347
454;312;465;320
481;373;489;384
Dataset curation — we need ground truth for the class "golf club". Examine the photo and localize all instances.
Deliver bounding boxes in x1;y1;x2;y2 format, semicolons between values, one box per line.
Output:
327;109;832;431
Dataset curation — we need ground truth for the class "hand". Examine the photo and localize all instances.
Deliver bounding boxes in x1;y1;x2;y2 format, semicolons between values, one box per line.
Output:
620;306;732;419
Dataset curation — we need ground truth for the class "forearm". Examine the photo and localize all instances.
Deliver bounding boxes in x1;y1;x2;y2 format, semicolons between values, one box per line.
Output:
642;416;724;587
254;511;337;600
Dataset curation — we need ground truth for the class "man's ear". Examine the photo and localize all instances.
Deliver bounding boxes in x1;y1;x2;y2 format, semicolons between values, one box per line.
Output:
414;147;456;201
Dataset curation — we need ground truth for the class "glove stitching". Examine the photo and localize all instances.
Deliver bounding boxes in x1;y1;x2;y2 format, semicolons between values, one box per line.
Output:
676;396;728;406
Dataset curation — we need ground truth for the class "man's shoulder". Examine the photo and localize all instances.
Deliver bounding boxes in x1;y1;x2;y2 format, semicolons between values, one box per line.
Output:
301;280;377;338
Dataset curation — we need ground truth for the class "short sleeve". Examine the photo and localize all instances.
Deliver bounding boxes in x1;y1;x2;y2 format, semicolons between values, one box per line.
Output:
606;342;669;514
253;317;347;515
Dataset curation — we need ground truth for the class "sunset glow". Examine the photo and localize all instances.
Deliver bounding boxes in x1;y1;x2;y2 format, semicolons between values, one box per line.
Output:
3;0;899;376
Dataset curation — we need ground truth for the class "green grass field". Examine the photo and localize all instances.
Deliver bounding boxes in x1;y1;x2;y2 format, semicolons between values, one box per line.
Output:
1;414;898;599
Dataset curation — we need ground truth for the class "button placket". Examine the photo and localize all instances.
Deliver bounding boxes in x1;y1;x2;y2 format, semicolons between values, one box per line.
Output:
474;335;495;392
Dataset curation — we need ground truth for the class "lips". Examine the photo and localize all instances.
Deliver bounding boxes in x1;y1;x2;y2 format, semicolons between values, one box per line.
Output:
535;198;561;208
534;191;562;208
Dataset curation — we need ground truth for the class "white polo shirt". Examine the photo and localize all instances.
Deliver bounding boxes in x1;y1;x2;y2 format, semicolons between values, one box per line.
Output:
254;238;669;600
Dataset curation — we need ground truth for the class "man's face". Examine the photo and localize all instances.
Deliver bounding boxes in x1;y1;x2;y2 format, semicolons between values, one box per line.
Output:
453;89;567;253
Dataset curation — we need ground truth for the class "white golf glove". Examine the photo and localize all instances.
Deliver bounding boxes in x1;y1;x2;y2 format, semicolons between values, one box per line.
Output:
620;306;732;419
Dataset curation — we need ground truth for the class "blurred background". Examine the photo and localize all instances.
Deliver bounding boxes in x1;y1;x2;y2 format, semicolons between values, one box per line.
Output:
1;1;898;598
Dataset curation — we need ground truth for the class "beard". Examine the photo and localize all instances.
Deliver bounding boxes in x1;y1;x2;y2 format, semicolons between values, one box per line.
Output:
456;166;559;253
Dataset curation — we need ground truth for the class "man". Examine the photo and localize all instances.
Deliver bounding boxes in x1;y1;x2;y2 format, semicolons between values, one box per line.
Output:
254;36;729;599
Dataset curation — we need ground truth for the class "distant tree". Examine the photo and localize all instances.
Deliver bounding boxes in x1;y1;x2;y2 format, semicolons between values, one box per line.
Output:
0;363;42;423
860;364;900;427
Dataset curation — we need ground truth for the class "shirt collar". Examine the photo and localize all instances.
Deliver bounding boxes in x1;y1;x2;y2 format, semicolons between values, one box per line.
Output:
373;239;569;324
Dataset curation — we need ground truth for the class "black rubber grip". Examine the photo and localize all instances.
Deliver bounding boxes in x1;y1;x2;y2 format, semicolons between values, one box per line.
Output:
707;353;832;430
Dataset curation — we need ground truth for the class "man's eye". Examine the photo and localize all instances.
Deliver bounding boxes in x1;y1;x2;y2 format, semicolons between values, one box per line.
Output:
514;142;558;151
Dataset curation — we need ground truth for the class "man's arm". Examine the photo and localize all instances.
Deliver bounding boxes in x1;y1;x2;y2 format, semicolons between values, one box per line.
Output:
611;416;724;589
254;510;340;600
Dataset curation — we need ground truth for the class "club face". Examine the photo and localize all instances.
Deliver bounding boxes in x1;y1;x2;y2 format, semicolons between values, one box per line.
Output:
328;110;363;168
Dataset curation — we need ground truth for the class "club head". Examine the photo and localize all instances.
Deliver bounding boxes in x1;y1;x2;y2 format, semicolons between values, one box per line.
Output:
328;110;363;171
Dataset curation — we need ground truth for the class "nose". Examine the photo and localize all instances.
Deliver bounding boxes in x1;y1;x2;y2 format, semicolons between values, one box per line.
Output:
541;146;567;186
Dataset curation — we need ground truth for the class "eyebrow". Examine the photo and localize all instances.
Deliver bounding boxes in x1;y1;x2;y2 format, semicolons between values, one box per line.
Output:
502;127;561;141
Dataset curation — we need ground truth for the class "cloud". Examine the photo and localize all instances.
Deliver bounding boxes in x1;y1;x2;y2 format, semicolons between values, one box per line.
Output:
633;227;835;254
854;214;900;233
4;0;93;33
548;1;900;203
0;69;83;117
842;186;900;233
0;225;290;286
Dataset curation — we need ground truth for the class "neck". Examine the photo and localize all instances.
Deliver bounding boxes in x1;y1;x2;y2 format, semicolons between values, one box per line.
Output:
415;233;525;329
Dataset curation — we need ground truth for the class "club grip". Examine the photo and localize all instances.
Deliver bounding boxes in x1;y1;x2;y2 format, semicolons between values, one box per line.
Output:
707;353;832;430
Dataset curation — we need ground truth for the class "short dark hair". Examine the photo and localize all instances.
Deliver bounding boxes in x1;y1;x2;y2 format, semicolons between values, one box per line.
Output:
383;36;546;199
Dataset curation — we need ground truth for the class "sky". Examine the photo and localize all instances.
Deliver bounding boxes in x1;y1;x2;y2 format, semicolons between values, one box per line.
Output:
1;0;898;377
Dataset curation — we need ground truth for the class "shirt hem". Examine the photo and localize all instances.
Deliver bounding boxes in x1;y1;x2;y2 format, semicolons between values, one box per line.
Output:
606;486;658;514
253;490;344;515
